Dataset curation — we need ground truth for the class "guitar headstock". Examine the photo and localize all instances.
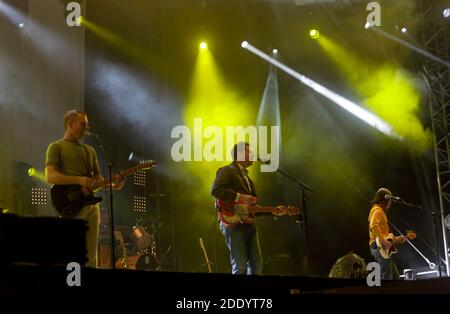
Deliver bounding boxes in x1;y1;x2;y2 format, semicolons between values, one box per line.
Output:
406;230;416;240
276;205;301;216
137;160;158;170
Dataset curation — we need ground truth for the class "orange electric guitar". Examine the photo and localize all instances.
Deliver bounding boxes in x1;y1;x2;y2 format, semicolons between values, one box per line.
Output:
376;230;416;259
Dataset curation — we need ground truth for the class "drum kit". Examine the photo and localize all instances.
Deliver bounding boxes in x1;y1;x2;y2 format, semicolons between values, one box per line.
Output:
114;224;161;271
99;221;162;271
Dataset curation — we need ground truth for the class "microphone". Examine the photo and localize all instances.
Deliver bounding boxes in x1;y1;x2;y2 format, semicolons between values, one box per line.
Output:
257;157;271;165
85;131;99;138
385;194;401;201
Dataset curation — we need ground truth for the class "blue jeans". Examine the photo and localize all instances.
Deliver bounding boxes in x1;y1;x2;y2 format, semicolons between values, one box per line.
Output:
370;243;400;280
220;222;263;275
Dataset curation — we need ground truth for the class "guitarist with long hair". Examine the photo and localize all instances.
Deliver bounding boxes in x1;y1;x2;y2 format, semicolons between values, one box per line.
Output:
368;187;415;280
211;142;286;275
45;110;125;267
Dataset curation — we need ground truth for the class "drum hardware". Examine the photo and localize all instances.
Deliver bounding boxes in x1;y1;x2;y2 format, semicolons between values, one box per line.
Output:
199;237;213;273
114;230;132;269
131;224;152;252
112;218;162;271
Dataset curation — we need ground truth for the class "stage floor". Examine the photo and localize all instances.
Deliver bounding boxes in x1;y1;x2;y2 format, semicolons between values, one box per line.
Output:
1;263;449;296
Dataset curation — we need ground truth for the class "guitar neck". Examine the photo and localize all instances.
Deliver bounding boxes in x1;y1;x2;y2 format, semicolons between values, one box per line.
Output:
92;165;143;191
246;205;277;213
392;236;408;246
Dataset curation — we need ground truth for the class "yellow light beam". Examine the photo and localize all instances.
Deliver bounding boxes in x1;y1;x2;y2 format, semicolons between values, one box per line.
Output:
28;167;47;183
242;41;399;139
316;35;431;149
177;46;256;226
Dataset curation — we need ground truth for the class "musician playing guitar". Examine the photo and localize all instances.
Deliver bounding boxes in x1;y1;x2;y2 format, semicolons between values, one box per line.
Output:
211;142;288;275
45;110;125;268
368;187;416;280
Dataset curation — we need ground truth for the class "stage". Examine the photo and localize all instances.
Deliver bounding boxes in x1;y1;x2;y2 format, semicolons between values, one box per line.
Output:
1;3;450;309
1;263;449;296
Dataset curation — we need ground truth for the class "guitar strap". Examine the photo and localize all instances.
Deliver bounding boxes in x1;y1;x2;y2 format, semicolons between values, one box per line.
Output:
80;144;95;177
240;167;253;194
243;175;252;193
246;176;255;194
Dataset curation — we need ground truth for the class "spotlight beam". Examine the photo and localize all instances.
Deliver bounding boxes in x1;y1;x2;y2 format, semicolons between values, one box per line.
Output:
242;42;399;139
370;28;450;68
0;0;28;29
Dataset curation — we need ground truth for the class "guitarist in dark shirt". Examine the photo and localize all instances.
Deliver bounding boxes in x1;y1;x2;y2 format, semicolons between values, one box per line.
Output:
211;142;283;275
45;110;125;267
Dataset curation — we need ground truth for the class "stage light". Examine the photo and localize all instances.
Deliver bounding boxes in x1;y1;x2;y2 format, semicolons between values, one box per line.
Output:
26;165;47;182
444;8;450;18
0;0;29;29
199;42;208;50
309;29;319;39
272;49;278;55
445;214;450;230
241;41;248;48
75;15;84;26
365;21;374;29
28;167;35;177
401;27;407;33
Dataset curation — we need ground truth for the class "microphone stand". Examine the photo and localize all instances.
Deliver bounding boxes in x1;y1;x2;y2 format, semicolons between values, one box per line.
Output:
393;198;442;278
271;165;314;276
88;134;117;269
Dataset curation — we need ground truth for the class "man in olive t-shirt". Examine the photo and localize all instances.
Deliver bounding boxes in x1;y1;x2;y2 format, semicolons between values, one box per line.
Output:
45;110;124;268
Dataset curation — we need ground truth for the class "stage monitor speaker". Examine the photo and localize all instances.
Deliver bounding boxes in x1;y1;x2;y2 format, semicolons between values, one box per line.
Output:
329;252;367;279
0;213;88;265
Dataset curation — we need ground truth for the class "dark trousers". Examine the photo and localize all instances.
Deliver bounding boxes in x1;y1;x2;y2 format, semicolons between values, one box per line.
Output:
370;243;400;280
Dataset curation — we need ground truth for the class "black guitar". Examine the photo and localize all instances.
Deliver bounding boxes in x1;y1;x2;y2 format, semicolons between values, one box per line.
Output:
51;160;157;217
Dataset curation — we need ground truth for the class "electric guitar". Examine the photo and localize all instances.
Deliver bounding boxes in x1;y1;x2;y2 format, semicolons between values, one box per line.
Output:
51;160;157;217
376;230;416;259
215;199;300;226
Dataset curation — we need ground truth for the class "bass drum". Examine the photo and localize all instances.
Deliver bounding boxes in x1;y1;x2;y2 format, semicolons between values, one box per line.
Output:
135;253;161;271
115;255;139;270
115;253;160;271
131;225;153;251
